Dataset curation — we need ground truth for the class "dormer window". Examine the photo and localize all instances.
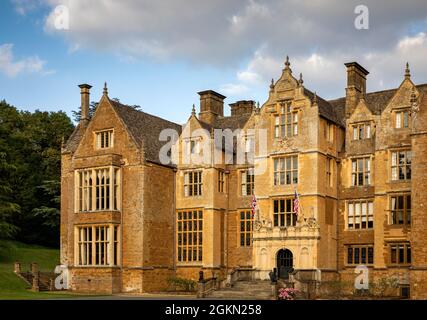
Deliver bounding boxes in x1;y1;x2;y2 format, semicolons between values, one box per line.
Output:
274;102;298;138
245;135;254;153
352;123;371;140
395;110;410;129
96;130;113;149
185;138;200;155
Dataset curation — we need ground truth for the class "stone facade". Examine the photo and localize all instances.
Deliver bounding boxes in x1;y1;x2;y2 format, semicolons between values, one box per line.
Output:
61;59;427;298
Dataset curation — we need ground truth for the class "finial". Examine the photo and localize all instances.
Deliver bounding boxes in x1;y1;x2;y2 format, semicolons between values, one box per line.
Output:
285;55;290;68
313;91;318;104
103;82;108;95
191;104;196;116
61;136;65;148
270;78;274;90
405;62;411;79
299;73;304;85
257;101;260;109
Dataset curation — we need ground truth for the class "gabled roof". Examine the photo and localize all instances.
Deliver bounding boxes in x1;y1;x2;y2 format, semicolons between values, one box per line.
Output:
63;98;182;165
327;83;427;119
304;88;345;127
198;113;252;132
63;123;82;153
109;99;182;164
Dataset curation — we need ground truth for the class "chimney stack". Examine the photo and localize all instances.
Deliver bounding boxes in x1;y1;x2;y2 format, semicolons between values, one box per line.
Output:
229;100;255;116
344;62;369;117
198;90;226;125
78;84;92;126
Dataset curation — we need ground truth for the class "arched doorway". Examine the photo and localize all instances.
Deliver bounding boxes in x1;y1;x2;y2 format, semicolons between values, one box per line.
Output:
277;249;293;279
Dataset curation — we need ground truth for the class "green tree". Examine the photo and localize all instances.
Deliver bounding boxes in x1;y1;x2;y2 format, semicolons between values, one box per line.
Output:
0;152;20;239
0;100;74;247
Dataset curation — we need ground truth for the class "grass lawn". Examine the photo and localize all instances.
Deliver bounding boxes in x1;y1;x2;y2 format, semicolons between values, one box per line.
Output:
0;241;98;300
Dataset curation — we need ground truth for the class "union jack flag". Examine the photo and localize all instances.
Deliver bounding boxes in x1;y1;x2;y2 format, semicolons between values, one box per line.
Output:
293;190;300;216
251;194;257;218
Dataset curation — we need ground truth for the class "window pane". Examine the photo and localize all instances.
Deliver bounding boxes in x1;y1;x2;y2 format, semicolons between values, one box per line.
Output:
348;247;353;264
396;112;401;128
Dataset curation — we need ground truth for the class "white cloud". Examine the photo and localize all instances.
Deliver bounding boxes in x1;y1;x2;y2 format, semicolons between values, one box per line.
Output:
223;30;427;100
0;43;53;77
36;0;427;66
12;0;427;98
12;0;44;15
398;32;426;51
220;83;249;96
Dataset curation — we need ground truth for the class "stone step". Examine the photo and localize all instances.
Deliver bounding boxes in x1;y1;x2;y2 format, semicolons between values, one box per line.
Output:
206;280;273;300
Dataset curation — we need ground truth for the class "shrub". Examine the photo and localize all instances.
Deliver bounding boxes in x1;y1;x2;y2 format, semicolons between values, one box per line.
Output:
278;287;299;300
166;277;197;292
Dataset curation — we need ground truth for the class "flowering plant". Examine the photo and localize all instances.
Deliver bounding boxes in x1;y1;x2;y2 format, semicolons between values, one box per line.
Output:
278;287;299;300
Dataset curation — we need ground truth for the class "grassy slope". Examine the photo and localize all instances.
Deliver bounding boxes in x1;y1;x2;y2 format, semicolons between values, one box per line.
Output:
0;241;78;299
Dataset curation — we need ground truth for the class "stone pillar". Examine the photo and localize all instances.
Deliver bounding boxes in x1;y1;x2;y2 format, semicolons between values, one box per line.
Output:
271;282;278;300
197;281;206;298
14;261;21;274
50;279;55;291
31;262;39;292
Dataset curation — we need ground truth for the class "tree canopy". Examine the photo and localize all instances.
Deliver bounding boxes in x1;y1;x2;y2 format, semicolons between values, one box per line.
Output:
0;100;74;247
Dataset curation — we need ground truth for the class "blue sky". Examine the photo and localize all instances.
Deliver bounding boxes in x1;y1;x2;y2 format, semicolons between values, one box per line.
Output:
1;0;427;124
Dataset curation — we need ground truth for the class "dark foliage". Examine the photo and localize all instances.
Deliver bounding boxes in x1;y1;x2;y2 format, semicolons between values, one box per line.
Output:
0;100;74;247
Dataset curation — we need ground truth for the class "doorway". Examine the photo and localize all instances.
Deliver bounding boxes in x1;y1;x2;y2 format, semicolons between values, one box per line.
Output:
277;249;293;279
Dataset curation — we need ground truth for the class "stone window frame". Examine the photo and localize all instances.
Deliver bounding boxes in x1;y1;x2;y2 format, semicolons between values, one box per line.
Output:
75;166;121;213
183;136;201;155
273;198;297;228
240;168;254;196
183;170;203;197
238;210;253;247
393;108;411;129
351;122;371;140
176;209;203;264
388;193;411;226
74;224;120;267
273;155;298;186
346;199;374;230
350;156;371;187
217;169;226;193
325;120;335;142
345;244;374;266
94;129;114;150
388;242;411;266
390;149;412;181
274;101;298;139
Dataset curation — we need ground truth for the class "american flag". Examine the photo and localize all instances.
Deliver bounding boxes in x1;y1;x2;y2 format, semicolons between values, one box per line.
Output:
293;190;300;216
251;194;257;218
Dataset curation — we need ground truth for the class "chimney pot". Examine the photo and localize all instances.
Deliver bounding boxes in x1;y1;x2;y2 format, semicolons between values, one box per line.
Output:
78;83;92;125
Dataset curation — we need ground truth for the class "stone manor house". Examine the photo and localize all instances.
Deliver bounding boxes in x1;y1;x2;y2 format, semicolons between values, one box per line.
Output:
61;57;427;298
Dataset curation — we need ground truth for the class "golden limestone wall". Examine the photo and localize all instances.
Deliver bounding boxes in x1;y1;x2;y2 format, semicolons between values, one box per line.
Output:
62;66;427;297
250;65;341;279
410;89;427;299
62;97;176;293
